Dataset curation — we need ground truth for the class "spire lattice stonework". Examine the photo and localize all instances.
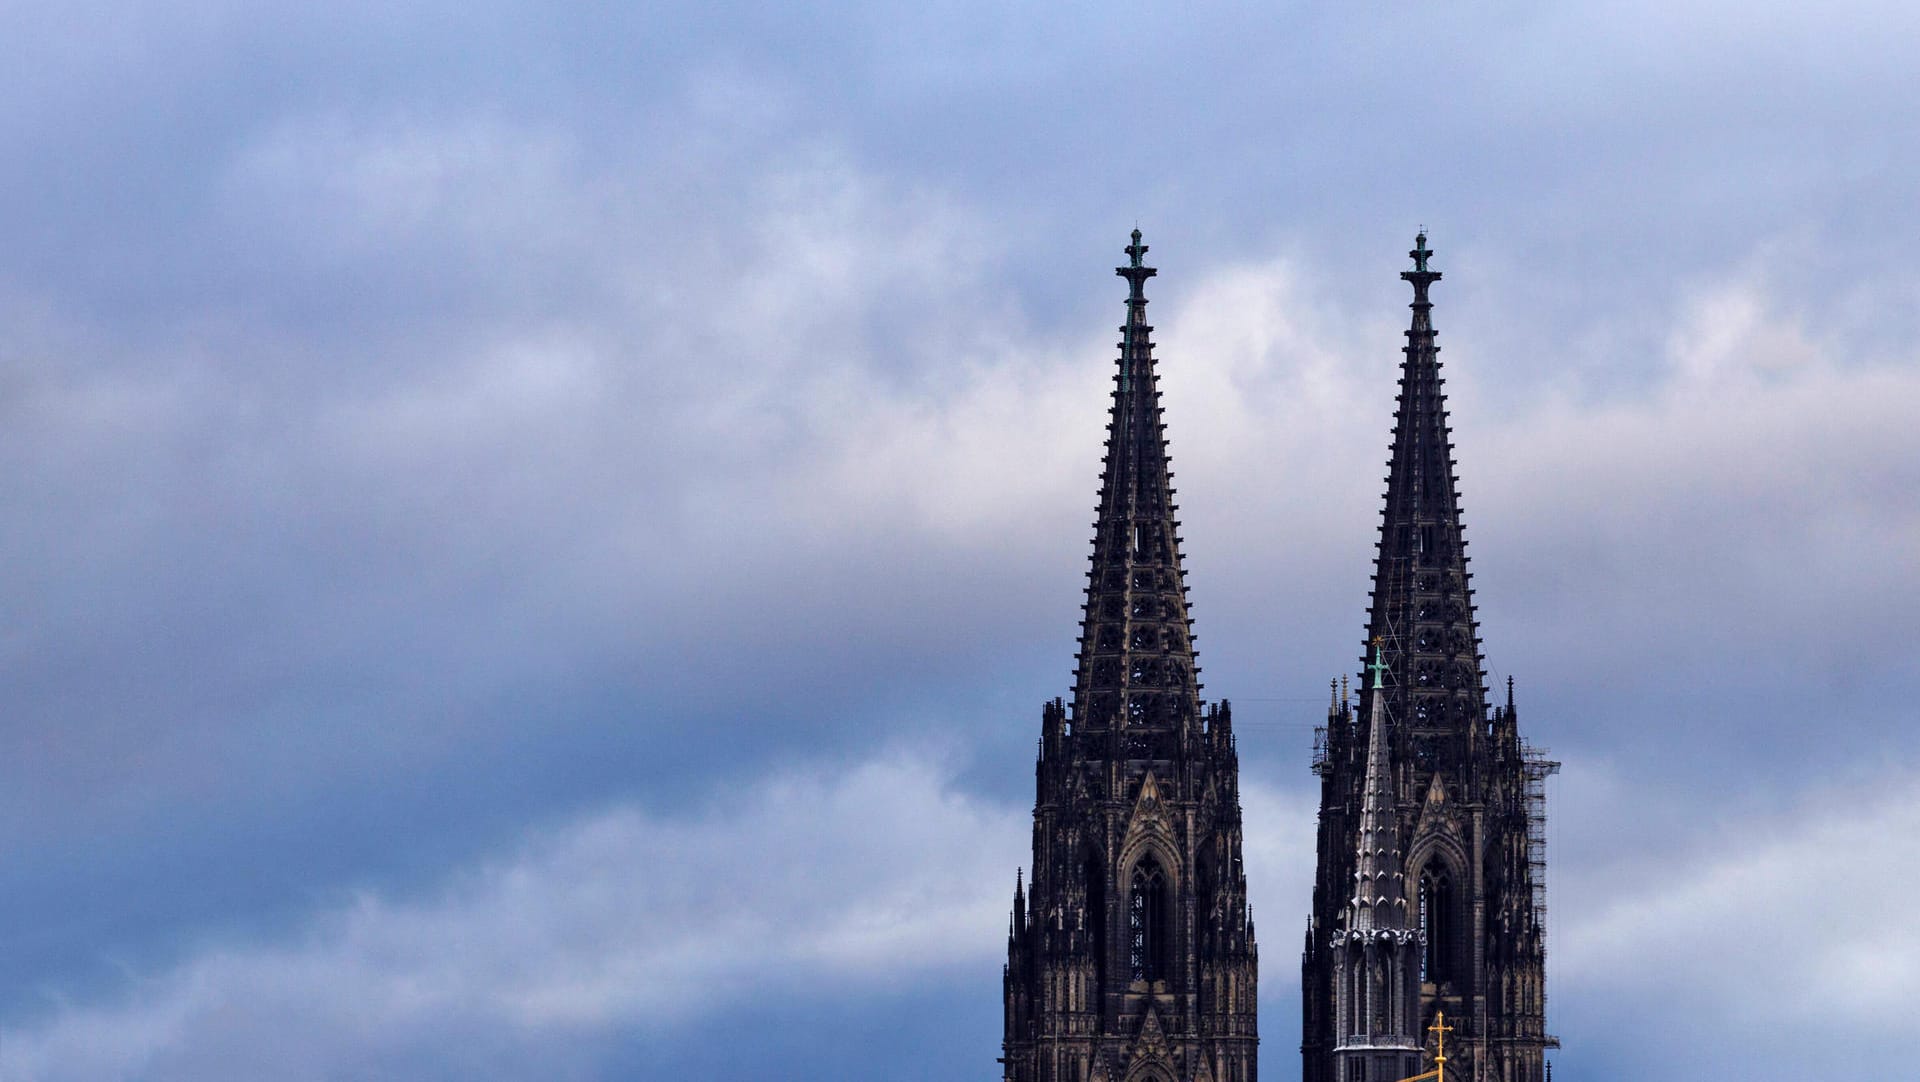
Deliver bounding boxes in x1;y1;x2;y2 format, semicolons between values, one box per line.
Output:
1367;230;1488;779
1072;229;1202;737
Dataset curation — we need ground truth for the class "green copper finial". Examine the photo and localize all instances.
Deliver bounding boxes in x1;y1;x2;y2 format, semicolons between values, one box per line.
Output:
1129;228;1145;268
1367;636;1390;689
1412;230;1431;273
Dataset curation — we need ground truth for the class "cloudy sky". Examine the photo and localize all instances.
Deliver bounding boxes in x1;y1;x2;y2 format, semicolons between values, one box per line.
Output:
2;3;1917;1079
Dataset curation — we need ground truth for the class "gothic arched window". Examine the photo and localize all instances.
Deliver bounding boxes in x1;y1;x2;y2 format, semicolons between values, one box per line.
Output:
1419;867;1455;983
1129;856;1169;982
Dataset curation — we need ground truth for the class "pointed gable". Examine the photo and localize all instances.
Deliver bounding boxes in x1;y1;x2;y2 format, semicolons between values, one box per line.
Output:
1131;1003;1172;1068
1121;770;1178;872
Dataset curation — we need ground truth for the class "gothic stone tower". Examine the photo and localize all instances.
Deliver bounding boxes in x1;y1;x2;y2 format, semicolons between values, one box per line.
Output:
1301;235;1557;1082
1004;232;1259;1082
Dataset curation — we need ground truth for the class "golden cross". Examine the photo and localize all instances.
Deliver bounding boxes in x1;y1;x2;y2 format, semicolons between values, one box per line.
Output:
1431;1010;1453;1081
1392;1010;1457;1082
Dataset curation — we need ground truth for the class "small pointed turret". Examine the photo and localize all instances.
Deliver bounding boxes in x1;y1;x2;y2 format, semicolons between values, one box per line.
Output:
1072;229;1200;732
1328;638;1423;1075
1351;639;1408;932
1011;868;1026;934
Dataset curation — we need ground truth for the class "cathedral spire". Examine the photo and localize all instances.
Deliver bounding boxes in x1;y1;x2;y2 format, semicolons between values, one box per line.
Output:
1007;233;1257;1082
1351;640;1407;932
1072;229;1200;731
1366;231;1487;753
1309;234;1553;1082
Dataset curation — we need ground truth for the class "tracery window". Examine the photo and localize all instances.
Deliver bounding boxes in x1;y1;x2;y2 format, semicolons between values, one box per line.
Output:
1129;856;1169;982
1419;867;1455;983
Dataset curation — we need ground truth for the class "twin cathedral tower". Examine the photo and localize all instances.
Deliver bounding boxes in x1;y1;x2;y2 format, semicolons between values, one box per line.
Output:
999;232;1556;1082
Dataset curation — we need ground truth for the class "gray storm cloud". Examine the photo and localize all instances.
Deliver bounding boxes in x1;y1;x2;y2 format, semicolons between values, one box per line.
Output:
2;4;1919;1081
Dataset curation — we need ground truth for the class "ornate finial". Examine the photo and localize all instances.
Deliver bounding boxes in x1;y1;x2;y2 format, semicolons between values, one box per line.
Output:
1366;636;1390;690
1401;231;1440;293
1507;674;1516;711
1117;228;1157;302
1340;673;1348;706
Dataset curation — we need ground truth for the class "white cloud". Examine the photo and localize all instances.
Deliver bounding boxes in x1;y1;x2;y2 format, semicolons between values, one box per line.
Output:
4;9;1920;1081
0;746;1026;1081
0;728;1335;1082
1464;274;1920;697
15;72;1919;819
1240;776;1323;999
1549;759;1920;1075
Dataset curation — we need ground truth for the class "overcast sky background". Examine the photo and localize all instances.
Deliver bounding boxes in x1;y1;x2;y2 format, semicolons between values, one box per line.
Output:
2;3;1918;1080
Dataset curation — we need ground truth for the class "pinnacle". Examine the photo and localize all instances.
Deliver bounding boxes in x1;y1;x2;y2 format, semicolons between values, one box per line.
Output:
1350;640;1407;932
